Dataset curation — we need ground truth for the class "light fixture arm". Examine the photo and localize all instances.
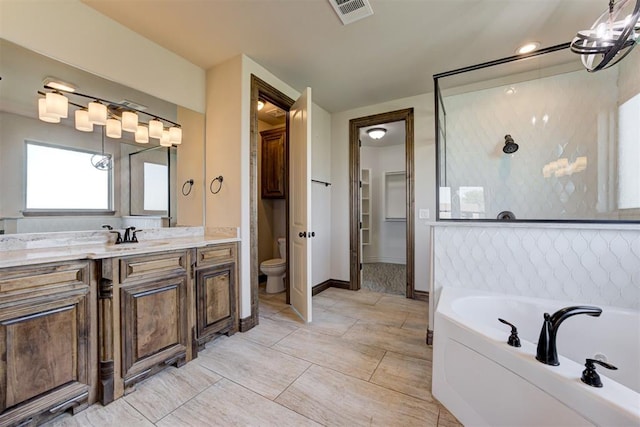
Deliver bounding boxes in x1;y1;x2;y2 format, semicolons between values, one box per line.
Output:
42;84;180;128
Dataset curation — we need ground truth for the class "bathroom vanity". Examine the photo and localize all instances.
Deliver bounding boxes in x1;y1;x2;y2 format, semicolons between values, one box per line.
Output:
0;228;238;426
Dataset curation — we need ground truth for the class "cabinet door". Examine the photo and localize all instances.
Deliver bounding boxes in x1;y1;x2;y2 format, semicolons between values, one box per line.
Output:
195;262;236;347
261;127;286;199
0;261;93;424
120;275;188;383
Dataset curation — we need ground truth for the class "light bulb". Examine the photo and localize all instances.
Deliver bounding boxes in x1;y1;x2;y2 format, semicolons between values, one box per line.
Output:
149;119;163;138
121;111;138;132
75;109;93;132
106;118;122;138
169;126;182;144
135;125;149;144
45;92;68;118
160;130;172;147
38;98;60;123
88;101;107;125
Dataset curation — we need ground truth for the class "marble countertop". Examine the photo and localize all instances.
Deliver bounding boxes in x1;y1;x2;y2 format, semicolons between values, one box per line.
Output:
0;227;239;269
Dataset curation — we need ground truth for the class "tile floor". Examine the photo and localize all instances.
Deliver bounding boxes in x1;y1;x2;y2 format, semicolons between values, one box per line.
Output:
46;287;461;427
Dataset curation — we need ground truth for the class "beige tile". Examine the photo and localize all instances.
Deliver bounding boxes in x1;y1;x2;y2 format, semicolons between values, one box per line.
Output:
342;321;432;359
194;336;310;399
370;351;434;401
376;294;428;316
259;296;289;317
402;312;429;333
306;308;358;336
123;362;222;422
157;379;321;427
240;316;299;347
45;399;153;427
438;405;463;427
273;329;385;380
312;294;339;309
327;300;408;327
321;287;383;305
276;365;439;426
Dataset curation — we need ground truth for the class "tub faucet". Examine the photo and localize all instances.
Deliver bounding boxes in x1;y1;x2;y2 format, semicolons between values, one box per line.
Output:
536;306;602;366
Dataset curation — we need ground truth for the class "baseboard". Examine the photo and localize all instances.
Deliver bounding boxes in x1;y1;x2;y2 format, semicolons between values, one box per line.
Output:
312;279;351;296
239;314;258;332
363;257;407;265
413;290;429;302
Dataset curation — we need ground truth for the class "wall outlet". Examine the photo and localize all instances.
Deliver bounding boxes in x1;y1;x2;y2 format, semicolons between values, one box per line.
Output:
419;208;430;219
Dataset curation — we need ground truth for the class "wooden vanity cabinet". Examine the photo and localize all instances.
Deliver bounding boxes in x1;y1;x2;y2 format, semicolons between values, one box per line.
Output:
117;250;189;389
193;243;238;352
260;127;286;199
0;261;96;427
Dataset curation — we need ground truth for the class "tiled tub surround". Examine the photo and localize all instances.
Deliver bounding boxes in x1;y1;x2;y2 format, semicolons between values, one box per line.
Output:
431;223;640;312
0;226;239;268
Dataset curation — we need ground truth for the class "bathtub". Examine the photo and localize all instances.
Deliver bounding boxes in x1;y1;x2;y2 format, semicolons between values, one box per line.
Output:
432;287;640;427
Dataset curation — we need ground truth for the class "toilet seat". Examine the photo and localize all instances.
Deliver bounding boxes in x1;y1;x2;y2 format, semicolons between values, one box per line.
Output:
261;258;285;268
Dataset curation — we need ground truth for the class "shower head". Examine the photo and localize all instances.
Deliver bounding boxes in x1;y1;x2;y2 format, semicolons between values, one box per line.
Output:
503;134;519;154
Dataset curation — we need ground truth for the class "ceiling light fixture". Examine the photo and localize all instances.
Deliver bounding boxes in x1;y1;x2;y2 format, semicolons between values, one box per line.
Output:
571;0;640;72
516;42;540;55
37;84;182;145
257;100;265;111
367;128;387;140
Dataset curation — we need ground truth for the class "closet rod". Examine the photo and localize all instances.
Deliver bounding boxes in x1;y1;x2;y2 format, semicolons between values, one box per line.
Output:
311;179;331;187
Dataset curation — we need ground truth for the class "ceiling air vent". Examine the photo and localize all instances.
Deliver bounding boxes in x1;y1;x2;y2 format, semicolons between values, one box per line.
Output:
328;0;374;25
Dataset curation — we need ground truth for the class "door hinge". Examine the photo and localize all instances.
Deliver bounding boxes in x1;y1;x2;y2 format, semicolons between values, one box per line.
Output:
360;263;363;270
359;180;362;188
359;221;362;229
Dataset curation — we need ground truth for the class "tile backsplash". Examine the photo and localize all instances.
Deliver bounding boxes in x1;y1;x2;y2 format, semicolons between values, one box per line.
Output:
432;224;640;310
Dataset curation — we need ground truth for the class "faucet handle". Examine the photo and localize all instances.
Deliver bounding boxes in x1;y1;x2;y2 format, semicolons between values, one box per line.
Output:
581;358;618;388
109;230;123;244
498;318;521;347
131;229;142;243
102;224;113;230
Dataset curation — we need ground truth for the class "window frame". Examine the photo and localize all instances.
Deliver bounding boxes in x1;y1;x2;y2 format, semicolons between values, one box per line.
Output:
22;140;115;216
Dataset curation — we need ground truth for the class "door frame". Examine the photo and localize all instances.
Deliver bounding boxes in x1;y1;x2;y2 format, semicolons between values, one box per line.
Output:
349;108;415;298
248;75;294;327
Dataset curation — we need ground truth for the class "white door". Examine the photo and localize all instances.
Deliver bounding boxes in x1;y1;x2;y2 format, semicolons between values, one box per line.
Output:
289;87;312;323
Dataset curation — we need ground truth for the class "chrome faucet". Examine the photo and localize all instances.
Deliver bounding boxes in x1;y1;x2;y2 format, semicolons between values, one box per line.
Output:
536;306;602;366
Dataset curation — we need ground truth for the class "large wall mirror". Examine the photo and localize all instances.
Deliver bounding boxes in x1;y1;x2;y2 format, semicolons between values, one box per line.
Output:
0;39;204;234
435;44;640;222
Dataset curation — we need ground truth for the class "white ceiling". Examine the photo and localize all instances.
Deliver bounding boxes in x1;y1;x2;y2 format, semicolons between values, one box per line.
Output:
81;0;607;113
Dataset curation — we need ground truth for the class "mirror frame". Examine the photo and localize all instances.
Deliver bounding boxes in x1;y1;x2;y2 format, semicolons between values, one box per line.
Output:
433;42;640;224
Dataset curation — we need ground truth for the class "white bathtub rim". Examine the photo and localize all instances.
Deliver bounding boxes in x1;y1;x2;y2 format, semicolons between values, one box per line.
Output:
435;287;640;426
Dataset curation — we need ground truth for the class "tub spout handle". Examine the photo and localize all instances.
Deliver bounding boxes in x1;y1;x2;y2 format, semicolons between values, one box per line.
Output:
498;318;521;347
581;358;617;388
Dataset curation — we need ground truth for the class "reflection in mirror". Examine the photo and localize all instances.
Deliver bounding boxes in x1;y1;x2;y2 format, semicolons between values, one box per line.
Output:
0;39;203;234
435;45;640;222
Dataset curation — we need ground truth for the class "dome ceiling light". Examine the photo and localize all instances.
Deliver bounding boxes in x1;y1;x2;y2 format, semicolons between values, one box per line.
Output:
571;0;640;72
367;128;387;140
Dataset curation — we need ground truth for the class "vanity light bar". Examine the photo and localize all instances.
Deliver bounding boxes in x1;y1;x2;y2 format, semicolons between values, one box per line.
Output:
37;85;182;145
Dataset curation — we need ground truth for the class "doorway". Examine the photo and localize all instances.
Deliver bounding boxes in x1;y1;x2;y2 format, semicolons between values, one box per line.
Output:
349;109;415;298
247;75;294;330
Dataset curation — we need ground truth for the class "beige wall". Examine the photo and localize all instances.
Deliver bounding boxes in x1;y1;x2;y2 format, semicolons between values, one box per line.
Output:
0;0;205;112
176;107;205;226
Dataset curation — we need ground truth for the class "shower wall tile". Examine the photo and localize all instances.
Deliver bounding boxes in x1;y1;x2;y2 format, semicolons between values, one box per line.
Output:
433;225;640;310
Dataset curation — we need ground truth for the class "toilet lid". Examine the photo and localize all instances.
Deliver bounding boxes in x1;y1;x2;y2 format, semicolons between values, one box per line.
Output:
262;258;285;267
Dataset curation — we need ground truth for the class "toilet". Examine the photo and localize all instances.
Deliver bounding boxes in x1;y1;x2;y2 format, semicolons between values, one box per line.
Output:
260;237;286;293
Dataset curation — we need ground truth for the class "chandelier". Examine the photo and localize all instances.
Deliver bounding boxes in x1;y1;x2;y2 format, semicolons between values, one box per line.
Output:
37;81;182;146
570;0;640;72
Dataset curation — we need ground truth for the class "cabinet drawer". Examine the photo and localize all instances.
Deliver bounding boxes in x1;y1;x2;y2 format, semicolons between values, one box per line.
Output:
196;243;236;267
119;250;188;284
0;261;90;302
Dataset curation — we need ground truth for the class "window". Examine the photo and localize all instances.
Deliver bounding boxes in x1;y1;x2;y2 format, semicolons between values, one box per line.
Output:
25;141;112;211
618;93;640;209
143;162;168;211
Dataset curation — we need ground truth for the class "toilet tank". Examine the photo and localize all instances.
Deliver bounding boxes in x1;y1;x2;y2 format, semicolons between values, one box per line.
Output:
277;237;286;259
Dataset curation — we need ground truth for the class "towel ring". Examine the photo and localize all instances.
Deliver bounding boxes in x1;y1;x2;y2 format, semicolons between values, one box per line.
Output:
210;176;224;194
182;179;194;196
